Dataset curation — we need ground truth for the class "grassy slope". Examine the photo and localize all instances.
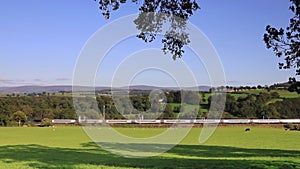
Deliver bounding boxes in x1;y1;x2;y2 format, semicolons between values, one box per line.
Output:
172;89;300;117
0;126;299;169
244;89;299;98
232;90;299;106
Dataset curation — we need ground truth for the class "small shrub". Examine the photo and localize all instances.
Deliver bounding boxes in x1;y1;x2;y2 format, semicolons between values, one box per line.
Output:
7;121;18;127
292;124;300;131
40;118;53;127
283;123;293;129
25;122;37;127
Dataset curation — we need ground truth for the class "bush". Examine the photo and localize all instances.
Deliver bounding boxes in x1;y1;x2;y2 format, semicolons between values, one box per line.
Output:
284;123;300;131
292;124;300;131
7;121;18;127
283;123;293;129
25;122;37;127
40;118;53;127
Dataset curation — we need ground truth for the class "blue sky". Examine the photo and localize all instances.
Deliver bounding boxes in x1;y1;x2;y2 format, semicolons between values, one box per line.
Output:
0;0;297;87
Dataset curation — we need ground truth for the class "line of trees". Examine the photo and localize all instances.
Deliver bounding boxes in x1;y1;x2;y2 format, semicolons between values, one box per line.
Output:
0;90;299;126
0;96;75;126
221;92;300;119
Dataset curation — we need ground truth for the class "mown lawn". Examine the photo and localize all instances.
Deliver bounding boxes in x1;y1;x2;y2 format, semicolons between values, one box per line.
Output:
0;126;299;169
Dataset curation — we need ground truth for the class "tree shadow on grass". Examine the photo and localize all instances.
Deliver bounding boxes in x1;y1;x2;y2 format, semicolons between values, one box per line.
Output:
0;143;299;169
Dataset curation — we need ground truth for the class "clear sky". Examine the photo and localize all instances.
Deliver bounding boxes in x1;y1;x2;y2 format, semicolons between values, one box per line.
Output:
0;0;297;87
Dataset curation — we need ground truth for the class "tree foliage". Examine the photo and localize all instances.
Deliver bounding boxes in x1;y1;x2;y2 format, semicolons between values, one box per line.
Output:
264;0;300;74
12;111;27;126
223;92;300;119
96;0;200;59
181;90;199;105
288;77;300;94
160;104;175;119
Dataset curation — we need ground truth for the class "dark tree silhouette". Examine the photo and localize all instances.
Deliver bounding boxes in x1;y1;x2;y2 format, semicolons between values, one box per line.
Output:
96;0;200;59
264;0;300;75
288;77;300;94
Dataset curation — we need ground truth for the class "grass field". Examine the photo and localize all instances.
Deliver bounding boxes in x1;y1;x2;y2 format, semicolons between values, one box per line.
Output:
0;126;300;169
243;90;299;98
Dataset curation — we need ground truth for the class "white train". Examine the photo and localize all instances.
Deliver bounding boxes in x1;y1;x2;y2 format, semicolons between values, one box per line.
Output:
74;118;300;124
51;119;77;124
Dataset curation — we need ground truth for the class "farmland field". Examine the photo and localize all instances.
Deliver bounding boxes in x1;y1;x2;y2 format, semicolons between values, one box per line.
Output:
0;126;300;169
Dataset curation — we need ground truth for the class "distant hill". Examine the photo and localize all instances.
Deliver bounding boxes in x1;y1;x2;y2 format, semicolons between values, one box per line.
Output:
0;86;96;94
128;85;210;91
0;85;211;94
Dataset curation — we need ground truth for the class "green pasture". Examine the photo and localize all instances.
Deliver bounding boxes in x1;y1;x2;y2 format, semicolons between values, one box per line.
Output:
230;90;299;105
243;89;299;98
0;126;299;169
